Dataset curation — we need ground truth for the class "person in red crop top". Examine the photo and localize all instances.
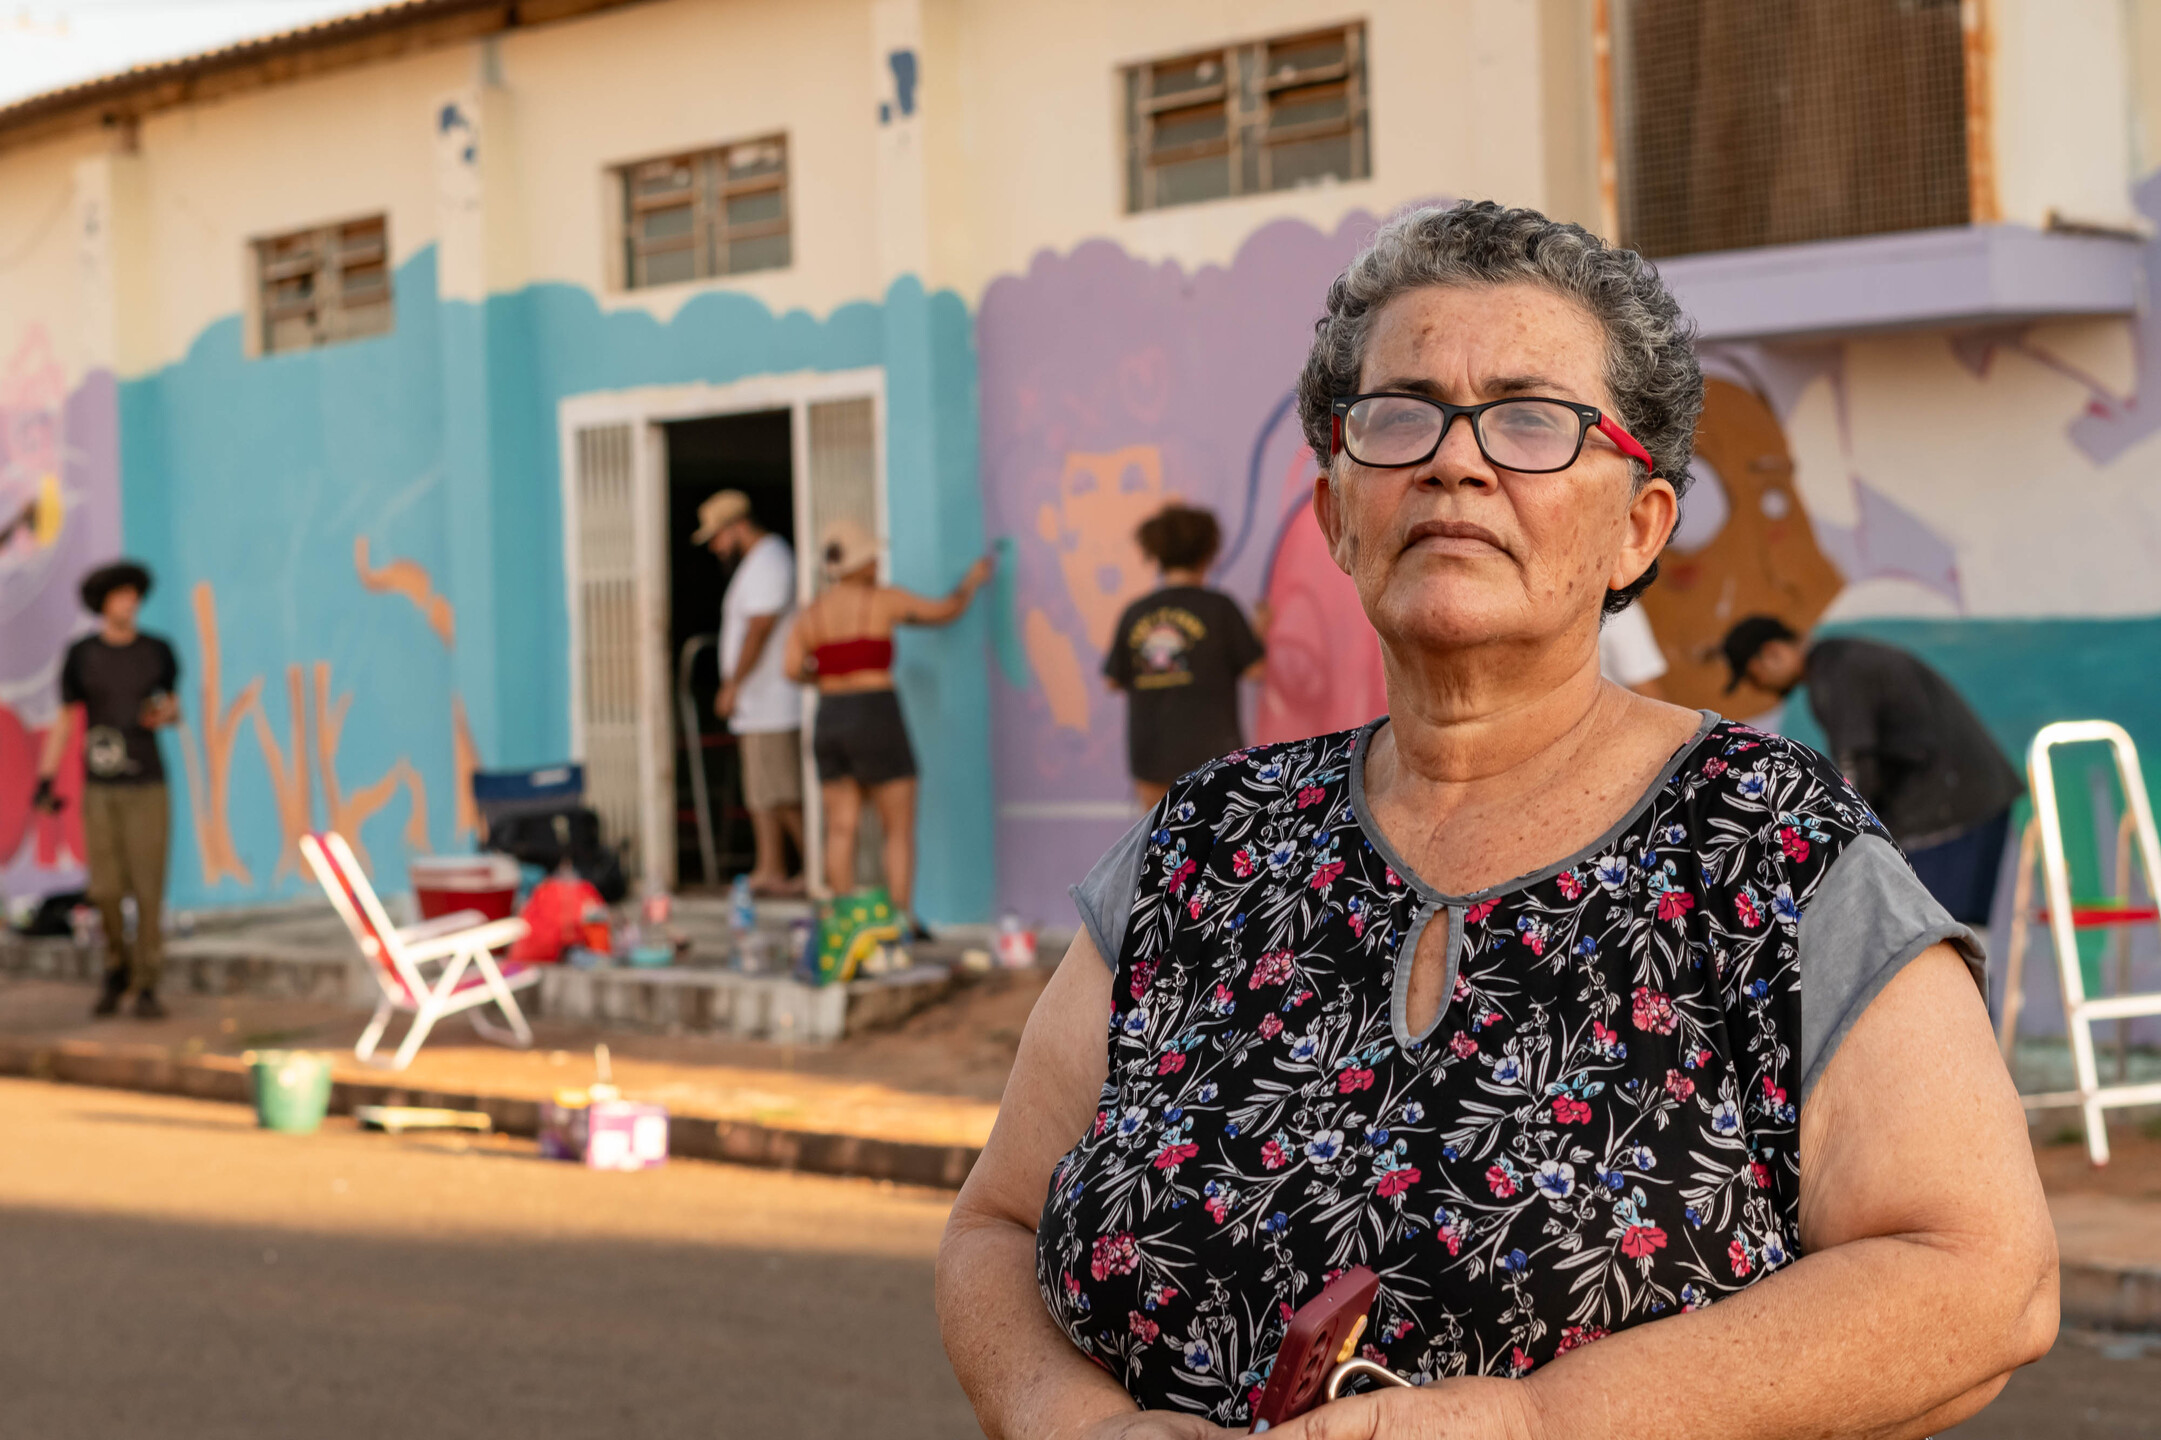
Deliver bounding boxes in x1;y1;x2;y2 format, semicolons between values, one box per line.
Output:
784;517;992;933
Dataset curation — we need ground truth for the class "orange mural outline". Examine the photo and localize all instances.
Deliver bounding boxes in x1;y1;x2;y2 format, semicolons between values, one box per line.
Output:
310;661;430;874
177;583;262;888
451;694;481;841
354;535;455;647
248;665;313;882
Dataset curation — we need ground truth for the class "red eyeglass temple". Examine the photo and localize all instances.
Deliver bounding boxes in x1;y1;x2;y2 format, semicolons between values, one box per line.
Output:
1596;415;1655;472
1328;410;1656;474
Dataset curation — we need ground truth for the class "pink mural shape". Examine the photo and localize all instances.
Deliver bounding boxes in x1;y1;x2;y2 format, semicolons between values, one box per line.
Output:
979;208;1413;920
0;324;121;897
1255;494;1388;744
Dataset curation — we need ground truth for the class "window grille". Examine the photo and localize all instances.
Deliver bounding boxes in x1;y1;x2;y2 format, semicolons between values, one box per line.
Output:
254;216;392;354
1613;0;1969;258
618;135;791;289
1124;23;1369;214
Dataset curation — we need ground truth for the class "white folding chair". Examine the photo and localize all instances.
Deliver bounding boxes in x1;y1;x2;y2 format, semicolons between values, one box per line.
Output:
1995;721;2161;1165
300;831;539;1072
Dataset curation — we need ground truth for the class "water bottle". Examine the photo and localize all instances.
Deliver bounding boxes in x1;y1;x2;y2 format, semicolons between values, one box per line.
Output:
729;874;757;934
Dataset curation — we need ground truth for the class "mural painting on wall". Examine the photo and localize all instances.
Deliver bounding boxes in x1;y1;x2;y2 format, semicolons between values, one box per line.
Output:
978;213;1403;914
1639;376;1846;713
0;326;119;900
171;540;479;892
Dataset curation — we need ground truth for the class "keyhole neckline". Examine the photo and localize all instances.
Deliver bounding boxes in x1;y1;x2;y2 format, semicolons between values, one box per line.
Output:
1346;709;1722;909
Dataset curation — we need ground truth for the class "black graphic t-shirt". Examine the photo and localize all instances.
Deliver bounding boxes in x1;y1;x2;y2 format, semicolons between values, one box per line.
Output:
1105;586;1264;785
60;633;179;785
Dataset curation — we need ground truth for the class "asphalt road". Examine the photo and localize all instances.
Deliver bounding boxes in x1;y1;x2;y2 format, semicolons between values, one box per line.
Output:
0;1077;976;1439
2;1078;2155;1439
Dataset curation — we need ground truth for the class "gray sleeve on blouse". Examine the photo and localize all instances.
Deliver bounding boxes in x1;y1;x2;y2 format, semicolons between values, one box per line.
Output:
1070;816;1151;969
1798;833;1986;1104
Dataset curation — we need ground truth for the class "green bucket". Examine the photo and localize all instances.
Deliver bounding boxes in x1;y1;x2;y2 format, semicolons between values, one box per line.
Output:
250;1050;335;1135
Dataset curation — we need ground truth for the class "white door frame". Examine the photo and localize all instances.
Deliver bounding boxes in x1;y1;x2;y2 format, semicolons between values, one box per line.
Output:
558;365;888;892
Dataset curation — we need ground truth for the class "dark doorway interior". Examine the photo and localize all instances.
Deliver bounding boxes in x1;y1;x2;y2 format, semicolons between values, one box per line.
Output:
665;409;795;889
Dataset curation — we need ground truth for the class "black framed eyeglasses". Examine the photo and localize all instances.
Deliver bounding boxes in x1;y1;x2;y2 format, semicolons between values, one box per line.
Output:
1330;392;1655;475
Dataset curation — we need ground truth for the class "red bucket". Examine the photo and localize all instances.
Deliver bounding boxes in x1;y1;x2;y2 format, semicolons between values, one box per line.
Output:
410;854;521;923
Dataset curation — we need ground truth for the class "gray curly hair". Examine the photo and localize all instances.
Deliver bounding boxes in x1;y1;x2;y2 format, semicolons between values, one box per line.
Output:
1295;200;1703;615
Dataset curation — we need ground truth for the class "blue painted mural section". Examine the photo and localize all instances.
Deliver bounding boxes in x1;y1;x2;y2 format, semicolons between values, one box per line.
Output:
120;247;993;922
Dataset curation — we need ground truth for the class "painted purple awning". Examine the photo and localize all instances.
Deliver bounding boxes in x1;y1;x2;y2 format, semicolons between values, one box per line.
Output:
1655;223;2141;344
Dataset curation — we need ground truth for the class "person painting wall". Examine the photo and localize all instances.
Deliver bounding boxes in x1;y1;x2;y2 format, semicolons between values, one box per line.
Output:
1720;615;2022;923
34;562;179;1017
786;518;993;938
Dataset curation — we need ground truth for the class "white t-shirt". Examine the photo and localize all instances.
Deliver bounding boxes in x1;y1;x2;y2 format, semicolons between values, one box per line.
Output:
720;533;804;734
1598;604;1669;689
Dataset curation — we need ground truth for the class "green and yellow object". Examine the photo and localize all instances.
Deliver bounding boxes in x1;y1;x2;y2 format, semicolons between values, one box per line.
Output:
810;887;902;985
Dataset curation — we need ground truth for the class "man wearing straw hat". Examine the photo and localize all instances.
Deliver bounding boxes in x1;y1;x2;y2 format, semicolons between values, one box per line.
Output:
694;490;806;895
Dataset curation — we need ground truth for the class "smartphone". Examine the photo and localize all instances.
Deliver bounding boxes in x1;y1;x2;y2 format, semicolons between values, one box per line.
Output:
1249;1265;1380;1432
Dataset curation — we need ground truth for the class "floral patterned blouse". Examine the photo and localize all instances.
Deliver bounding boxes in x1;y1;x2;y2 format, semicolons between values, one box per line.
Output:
1037;713;1976;1422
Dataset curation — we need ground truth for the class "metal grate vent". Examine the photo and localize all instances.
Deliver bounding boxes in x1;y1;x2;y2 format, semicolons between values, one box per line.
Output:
573;422;642;860
1614;0;1969;259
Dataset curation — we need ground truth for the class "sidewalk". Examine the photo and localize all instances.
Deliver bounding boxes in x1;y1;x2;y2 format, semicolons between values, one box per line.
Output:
0;967;1051;1187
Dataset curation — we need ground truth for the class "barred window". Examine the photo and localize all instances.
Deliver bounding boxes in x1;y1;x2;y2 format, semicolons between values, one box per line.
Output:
618;135;791;290
1614;0;1969;258
1124;23;1369;214
254;216;392;354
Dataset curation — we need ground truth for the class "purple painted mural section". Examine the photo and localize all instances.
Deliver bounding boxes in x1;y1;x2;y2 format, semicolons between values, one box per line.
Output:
0;335;118;899
2068;171;2161;465
979;212;1393;923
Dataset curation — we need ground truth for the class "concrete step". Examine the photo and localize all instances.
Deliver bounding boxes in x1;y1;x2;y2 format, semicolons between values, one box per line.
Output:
0;933;964;1044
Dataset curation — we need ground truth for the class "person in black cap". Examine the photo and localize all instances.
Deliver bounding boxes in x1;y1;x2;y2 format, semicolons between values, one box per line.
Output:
1720;615;2021;923
34;560;180;1018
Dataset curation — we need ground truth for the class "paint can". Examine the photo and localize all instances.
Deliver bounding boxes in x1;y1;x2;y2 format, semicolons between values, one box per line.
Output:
994;915;1038;968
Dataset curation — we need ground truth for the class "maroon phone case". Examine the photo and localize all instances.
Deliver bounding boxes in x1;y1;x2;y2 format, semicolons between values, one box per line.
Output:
1249;1265;1381;1430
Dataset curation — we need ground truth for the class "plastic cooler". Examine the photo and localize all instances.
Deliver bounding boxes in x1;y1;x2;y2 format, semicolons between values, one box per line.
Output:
409;853;522;923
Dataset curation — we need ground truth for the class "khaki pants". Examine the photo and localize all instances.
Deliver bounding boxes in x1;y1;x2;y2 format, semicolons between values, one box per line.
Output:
82;782;169;993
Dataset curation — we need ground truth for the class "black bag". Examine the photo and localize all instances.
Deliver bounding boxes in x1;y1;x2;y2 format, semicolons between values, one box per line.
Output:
485;807;628;905
13;890;86;936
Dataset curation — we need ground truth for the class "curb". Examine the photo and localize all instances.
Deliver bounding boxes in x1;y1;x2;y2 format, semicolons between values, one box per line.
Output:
0;1038;980;1190
2060;1261;2161;1332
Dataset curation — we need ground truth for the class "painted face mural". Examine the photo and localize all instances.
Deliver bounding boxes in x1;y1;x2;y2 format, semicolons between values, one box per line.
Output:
1640;377;1846;712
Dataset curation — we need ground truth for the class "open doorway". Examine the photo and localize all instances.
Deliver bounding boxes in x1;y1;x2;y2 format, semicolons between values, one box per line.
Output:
665;409;795;890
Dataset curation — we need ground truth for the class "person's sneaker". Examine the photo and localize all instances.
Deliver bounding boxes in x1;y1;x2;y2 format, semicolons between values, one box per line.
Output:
91;971;127;1018
131;991;167;1020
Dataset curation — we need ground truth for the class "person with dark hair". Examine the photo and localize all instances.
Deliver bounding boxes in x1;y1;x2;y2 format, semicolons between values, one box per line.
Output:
35;560;180;1019
941;202;2053;1436
1720;615;2021;923
1104;504;1266;809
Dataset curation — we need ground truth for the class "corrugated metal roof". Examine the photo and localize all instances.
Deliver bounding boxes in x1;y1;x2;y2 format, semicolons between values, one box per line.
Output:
0;0;632;144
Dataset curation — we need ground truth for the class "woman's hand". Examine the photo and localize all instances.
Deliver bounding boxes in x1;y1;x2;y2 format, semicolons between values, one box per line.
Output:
1081;1412;1244;1440
1261;1377;1538;1440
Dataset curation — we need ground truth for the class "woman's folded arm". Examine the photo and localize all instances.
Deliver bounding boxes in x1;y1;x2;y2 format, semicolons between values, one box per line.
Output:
940;933;1234;1440
1271;943;2058;1440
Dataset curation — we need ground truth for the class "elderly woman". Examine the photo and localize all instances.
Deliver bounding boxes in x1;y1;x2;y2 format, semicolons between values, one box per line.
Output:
937;203;2056;1439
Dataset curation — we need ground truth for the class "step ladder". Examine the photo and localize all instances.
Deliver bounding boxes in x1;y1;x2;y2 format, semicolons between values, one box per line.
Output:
1995;720;2161;1165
